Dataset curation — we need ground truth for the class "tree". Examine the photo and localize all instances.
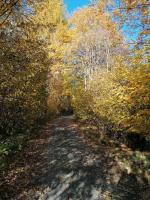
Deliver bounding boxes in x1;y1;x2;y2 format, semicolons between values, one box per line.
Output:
0;0;65;137
61;2;150;140
0;0;30;27
65;6;124;90
47;22;73;114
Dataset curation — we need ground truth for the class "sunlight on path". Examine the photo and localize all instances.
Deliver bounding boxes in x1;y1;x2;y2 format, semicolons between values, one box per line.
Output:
1;116;149;200
36;116;146;200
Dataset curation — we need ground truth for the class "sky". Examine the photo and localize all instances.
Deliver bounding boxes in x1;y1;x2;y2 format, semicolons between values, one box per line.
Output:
63;0;140;43
64;0;91;14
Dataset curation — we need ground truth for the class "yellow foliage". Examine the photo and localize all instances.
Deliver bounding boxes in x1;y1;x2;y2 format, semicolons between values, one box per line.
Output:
0;0;65;136
72;54;150;135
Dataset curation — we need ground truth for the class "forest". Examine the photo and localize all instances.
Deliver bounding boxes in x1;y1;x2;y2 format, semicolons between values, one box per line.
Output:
0;0;150;199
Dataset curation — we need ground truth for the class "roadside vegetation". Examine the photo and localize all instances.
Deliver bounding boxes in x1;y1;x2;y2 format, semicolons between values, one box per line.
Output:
0;0;149;184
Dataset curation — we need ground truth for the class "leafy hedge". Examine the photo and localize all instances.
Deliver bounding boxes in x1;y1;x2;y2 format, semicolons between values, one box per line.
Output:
71;55;150;138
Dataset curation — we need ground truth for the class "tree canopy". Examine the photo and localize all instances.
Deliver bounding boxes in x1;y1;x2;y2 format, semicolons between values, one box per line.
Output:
0;0;149;161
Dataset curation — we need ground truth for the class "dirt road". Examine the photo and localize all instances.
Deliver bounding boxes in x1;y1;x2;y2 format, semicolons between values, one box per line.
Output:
0;116;149;200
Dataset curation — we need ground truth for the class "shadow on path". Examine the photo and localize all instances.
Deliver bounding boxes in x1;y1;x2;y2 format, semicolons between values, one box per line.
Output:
1;116;149;200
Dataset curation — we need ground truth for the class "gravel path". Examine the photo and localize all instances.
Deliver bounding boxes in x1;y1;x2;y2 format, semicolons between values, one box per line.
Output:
1;116;149;200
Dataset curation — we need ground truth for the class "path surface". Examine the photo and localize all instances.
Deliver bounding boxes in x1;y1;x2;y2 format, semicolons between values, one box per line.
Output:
1;116;149;200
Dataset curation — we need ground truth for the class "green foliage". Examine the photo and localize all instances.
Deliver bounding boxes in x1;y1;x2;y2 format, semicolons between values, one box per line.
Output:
0;135;26;169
